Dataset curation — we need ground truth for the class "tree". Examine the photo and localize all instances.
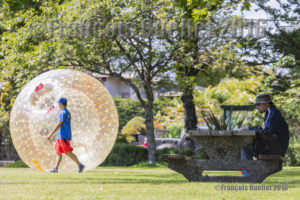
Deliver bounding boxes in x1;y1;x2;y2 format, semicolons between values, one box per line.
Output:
0;0;45;154
169;0;259;133
238;0;300;136
240;0;299;68
1;0;180;163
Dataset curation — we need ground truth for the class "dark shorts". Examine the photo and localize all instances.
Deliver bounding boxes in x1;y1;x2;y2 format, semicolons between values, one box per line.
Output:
55;139;73;154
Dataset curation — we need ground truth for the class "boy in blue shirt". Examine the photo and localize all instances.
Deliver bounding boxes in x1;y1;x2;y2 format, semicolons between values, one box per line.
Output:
46;97;85;173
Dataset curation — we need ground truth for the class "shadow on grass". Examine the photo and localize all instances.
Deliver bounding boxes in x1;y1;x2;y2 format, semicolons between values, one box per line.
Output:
1;178;188;185
1;167;299;186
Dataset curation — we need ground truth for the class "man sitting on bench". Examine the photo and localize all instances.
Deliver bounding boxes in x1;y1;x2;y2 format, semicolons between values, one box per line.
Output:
240;93;290;177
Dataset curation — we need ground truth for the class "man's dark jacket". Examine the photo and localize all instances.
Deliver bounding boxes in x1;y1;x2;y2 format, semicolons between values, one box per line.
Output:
249;105;290;155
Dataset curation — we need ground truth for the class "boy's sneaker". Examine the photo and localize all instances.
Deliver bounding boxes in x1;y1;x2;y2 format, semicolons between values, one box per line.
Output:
46;167;58;173
78;164;85;173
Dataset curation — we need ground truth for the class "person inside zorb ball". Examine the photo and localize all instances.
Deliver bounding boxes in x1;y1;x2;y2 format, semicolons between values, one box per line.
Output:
10;69;119;173
46;97;85;173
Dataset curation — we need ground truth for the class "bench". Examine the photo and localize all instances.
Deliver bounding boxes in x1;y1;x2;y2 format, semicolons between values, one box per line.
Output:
258;154;287;162
162;129;286;183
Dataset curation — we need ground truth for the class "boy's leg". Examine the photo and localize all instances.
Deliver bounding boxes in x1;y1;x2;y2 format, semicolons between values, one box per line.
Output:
66;151;85;172
46;153;62;173
54;153;63;168
66;151;80;165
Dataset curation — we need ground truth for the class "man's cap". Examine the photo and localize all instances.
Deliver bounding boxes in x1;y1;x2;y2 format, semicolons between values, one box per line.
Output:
58;97;67;104
254;93;273;105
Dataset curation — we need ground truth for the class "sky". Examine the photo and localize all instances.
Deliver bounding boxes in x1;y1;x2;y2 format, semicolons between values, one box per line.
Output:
233;0;299;31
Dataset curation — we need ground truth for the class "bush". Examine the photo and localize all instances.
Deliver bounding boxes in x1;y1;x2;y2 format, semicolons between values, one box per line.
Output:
101;143;209;166
121;117;146;142
164;125;183;138
114;96;168;143
101;143;148;166
286;139;300;166
3;160;28;168
121;116;165;142
113;96;144;132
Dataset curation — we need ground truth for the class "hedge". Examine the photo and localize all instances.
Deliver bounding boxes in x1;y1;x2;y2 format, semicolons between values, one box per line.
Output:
101;143;209;166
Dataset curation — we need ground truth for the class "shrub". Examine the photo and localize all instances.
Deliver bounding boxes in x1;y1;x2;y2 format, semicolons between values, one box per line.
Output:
113;96;144;132
114;96;172;132
121;116;165;142
101;143;148;166
121;117;146;142
101;143;209;166
3;160;28;168
164;125;183;138
285;138;300;166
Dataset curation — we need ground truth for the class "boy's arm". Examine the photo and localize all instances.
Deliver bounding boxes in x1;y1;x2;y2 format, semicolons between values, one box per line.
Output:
47;121;63;140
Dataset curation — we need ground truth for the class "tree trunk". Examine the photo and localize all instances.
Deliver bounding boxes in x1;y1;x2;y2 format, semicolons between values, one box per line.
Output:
181;87;197;151
181;88;198;132
144;100;156;164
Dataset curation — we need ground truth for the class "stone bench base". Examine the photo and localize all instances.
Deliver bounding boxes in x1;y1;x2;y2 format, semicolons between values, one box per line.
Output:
162;154;284;183
258;154;287;162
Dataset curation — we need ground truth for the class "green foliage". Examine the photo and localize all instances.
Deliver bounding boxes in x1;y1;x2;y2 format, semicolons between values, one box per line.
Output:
204;77;263;106
114;96;174;132
240;0;299;69
0;82;15;147
1;0;42;13
0;109;11;147
114;97;183;139
285;137;300;166
194;76;265;126
237;1;299;136
121;117;146;142
113;96;144;131
153;97;173;117
165;125;183;138
101;143;209;167
200;108;248;130
172;0;261;133
264;64;300;139
5;144;300;168
114;96;174;143
154;97;184;128
200;108;226;131
2;145;207;168
120;116;165;142
101;143;148;166
175;0;252;22
2;160;28;168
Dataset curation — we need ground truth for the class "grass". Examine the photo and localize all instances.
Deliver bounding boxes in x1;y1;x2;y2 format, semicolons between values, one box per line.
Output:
0;165;299;200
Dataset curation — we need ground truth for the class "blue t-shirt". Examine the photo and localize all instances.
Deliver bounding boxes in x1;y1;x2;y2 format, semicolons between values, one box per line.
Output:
57;108;72;140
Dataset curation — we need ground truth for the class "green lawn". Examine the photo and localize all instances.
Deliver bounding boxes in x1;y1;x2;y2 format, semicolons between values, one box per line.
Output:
0;165;299;200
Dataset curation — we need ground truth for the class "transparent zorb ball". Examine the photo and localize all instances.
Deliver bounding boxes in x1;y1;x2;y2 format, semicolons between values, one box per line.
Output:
10;69;119;172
